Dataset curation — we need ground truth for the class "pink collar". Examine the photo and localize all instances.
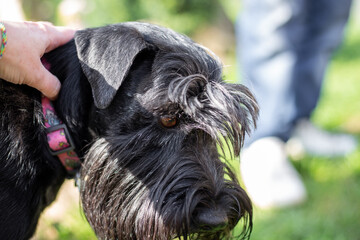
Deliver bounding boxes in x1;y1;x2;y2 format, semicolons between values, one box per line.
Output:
42;96;81;177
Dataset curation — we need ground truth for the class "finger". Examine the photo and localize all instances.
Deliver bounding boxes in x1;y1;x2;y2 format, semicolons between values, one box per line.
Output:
45;25;77;53
28;64;62;100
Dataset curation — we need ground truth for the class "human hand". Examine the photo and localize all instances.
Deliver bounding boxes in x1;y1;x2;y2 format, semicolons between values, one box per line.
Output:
0;21;75;99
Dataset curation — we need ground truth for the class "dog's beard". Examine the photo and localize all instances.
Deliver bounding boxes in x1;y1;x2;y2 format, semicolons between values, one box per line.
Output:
79;136;252;240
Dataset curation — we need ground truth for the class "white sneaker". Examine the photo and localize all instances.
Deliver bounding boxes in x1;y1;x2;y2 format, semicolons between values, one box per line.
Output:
287;119;358;158
240;137;307;209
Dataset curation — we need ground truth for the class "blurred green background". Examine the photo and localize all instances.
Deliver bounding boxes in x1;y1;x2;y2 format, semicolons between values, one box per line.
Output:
15;0;360;239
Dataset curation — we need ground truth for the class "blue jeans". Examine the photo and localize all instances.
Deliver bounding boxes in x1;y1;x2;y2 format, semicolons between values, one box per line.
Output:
236;0;352;147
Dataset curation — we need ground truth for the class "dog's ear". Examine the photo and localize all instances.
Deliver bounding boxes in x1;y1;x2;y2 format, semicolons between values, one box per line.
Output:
74;25;148;109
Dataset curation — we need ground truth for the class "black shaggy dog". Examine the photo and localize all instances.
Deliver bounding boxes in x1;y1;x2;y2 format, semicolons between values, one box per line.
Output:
0;22;258;240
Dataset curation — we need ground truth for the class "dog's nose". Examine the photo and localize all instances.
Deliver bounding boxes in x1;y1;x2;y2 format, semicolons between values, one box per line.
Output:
194;208;229;231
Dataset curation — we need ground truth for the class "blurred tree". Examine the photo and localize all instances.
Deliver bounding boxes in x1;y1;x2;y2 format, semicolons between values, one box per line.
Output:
78;0;219;34
20;0;231;35
21;0;62;22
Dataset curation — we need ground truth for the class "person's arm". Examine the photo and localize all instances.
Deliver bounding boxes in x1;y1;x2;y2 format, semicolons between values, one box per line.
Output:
0;21;75;99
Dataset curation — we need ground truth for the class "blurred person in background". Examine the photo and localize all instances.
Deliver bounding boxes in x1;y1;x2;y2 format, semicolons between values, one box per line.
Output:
236;0;357;208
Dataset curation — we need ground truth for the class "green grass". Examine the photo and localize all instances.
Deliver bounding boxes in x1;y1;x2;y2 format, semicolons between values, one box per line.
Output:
35;12;360;240
237;152;360;240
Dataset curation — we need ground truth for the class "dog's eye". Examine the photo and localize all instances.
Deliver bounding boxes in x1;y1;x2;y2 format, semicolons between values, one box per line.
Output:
160;115;177;128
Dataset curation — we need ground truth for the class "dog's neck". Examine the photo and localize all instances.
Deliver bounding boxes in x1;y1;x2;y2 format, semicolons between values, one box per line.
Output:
42;41;94;161
41;57;82;177
43;41;92;168
41;96;81;177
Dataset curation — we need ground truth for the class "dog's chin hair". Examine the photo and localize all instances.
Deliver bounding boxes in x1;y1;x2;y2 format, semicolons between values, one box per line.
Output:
79;138;252;240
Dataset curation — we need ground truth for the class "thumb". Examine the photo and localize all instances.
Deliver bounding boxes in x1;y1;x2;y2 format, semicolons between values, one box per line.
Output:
29;64;61;100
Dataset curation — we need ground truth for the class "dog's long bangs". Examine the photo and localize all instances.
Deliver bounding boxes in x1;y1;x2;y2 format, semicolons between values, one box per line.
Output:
167;74;258;157
139;50;258;157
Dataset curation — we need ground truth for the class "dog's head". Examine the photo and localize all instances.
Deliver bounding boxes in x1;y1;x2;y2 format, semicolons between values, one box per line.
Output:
74;22;258;240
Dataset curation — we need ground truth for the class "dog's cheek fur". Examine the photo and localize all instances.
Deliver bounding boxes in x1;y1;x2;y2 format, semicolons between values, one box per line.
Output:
79;138;157;239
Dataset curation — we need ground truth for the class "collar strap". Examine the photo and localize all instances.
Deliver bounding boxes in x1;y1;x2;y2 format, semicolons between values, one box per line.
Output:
42;96;81;178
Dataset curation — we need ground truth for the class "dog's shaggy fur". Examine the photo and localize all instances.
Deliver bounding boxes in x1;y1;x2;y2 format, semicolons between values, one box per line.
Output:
0;22;258;240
